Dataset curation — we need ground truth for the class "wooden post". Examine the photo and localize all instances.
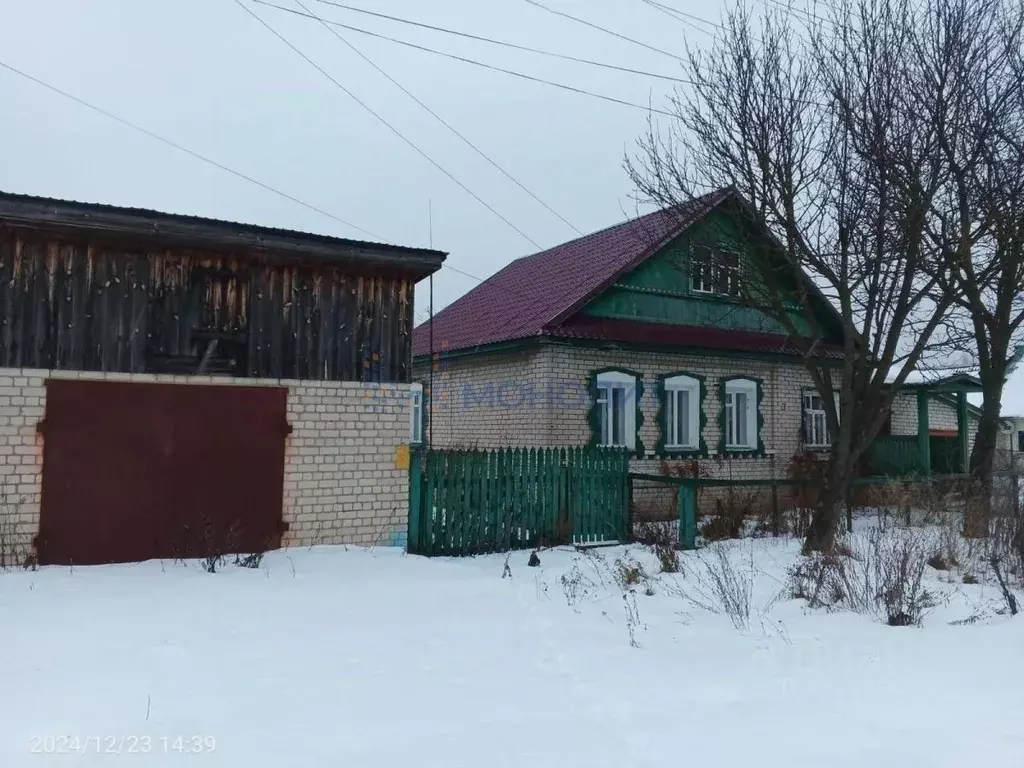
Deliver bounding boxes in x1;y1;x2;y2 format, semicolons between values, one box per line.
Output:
408;449;423;554
956;391;969;475
917;390;931;475
678;481;697;551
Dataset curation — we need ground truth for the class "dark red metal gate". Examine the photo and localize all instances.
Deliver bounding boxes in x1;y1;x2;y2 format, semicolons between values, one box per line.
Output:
38;380;288;565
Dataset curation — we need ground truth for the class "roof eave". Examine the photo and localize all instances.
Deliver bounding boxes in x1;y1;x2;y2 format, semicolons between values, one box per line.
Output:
0;194;446;277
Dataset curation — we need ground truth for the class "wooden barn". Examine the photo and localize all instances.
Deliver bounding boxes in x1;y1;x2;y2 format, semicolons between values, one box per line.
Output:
0;192;444;566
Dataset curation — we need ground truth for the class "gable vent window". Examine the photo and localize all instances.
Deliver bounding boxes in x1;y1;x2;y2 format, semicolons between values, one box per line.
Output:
691;246;740;296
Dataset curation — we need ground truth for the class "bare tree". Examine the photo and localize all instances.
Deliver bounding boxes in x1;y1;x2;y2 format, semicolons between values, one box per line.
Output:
920;0;1024;514
628;0;978;551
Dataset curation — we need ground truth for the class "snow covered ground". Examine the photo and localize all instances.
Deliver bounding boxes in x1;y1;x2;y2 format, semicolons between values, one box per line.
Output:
2;530;1023;768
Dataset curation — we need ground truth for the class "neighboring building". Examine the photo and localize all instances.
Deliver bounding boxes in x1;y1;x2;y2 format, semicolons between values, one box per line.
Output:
412;190;991;517
0;192;444;565
1000;415;1024;470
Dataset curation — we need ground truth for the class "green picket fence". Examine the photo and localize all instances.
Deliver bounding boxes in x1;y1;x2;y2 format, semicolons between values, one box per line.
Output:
407;447;630;556
866;436;923;476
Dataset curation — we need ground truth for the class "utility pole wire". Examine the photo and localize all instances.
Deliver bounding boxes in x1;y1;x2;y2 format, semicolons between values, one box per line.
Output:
233;0;543;249
639;0;722;37
293;0;582;235
523;0;686;63
0;59;382;239
253;1;680;117
312;0;690;83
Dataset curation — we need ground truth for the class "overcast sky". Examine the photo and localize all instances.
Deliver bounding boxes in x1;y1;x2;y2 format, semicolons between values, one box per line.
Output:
2;0;1023;414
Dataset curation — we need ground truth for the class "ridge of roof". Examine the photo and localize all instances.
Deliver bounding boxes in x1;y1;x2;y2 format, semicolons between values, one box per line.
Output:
0;189;447;262
413;190;730;356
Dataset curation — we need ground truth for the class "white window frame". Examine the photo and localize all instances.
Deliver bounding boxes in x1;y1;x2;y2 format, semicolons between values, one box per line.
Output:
724;378;758;450
409;383;424;444
595;371;637;450
691;246;718;294
664;374;701;450
691;246;741;296
802;390;830;448
798;391;839;450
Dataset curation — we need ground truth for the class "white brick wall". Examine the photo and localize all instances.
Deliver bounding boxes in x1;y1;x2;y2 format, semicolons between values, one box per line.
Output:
415;345;1004;518
0;369;413;565
420;345;816;462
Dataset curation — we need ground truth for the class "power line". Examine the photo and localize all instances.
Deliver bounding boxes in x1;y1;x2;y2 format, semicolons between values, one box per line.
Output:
253;1;680;117
523;0;686;63
0;59;382;240
311;0;689;83
234;0;543;249
639;0;721;37
292;0;582;235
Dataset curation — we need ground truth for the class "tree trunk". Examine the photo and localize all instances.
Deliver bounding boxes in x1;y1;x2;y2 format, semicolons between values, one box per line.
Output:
965;383;1004;538
803;459;851;553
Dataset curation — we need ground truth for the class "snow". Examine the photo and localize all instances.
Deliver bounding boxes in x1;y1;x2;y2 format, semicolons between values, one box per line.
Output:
2;533;1023;767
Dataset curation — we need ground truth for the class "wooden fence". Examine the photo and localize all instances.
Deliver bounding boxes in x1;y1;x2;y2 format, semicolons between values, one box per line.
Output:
867;435;964;476
866;436;922;476
408;447;630;556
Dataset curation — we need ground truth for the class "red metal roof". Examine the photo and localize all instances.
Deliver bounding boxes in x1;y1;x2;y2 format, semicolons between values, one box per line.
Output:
413;192;727;356
411;189;833;359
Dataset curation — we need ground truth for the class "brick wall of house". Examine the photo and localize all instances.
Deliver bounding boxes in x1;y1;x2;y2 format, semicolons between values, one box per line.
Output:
0;369;414;565
888;393;992;451
418;344;823;518
540;345;817;518
418;346;1010;520
414;350;554;447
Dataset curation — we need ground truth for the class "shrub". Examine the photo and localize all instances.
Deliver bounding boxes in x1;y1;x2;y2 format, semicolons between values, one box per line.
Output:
787;528;937;627
560;561;599;609
634;520;680;573
926;552;954;571
613;554;647;588
686;546;754;630
701;489;761;541
653;543;680;574
234;552;265;569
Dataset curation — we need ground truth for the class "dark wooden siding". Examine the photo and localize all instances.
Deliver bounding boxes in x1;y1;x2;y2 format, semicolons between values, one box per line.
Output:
0;229;414;382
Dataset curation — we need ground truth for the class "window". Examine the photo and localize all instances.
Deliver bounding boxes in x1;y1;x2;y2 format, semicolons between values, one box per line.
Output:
691;246;740;296
1018;430;1024;452
803;391;829;447
596;371;637;450
724;378;758;450
410;383;424;444
664;374;701;450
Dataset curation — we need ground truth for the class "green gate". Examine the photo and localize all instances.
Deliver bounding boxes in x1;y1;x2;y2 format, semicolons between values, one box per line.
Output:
408;447;630;556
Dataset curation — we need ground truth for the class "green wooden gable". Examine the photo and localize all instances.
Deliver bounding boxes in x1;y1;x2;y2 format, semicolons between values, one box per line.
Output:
582;206;840;342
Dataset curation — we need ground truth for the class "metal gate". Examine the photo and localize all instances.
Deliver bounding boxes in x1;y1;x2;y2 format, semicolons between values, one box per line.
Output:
38;380;288;565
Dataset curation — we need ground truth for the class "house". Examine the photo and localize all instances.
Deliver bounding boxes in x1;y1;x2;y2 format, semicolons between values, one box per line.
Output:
412;190;993;518
998;414;1024;471
0;191;444;565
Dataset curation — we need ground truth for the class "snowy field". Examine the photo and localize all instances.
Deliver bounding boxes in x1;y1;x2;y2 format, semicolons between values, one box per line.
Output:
2;528;1023;768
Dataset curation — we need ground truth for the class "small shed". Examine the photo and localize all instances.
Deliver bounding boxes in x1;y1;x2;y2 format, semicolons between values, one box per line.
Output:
0;192;445;566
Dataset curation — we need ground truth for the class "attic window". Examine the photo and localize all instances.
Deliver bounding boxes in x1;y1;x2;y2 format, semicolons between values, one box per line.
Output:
691;246;740;296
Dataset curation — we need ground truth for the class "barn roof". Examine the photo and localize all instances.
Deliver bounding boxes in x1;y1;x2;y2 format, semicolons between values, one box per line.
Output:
0;191;446;278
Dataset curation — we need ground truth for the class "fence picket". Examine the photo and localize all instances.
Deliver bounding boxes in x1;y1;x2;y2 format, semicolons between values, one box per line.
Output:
436;452;447;556
407;446;629;556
